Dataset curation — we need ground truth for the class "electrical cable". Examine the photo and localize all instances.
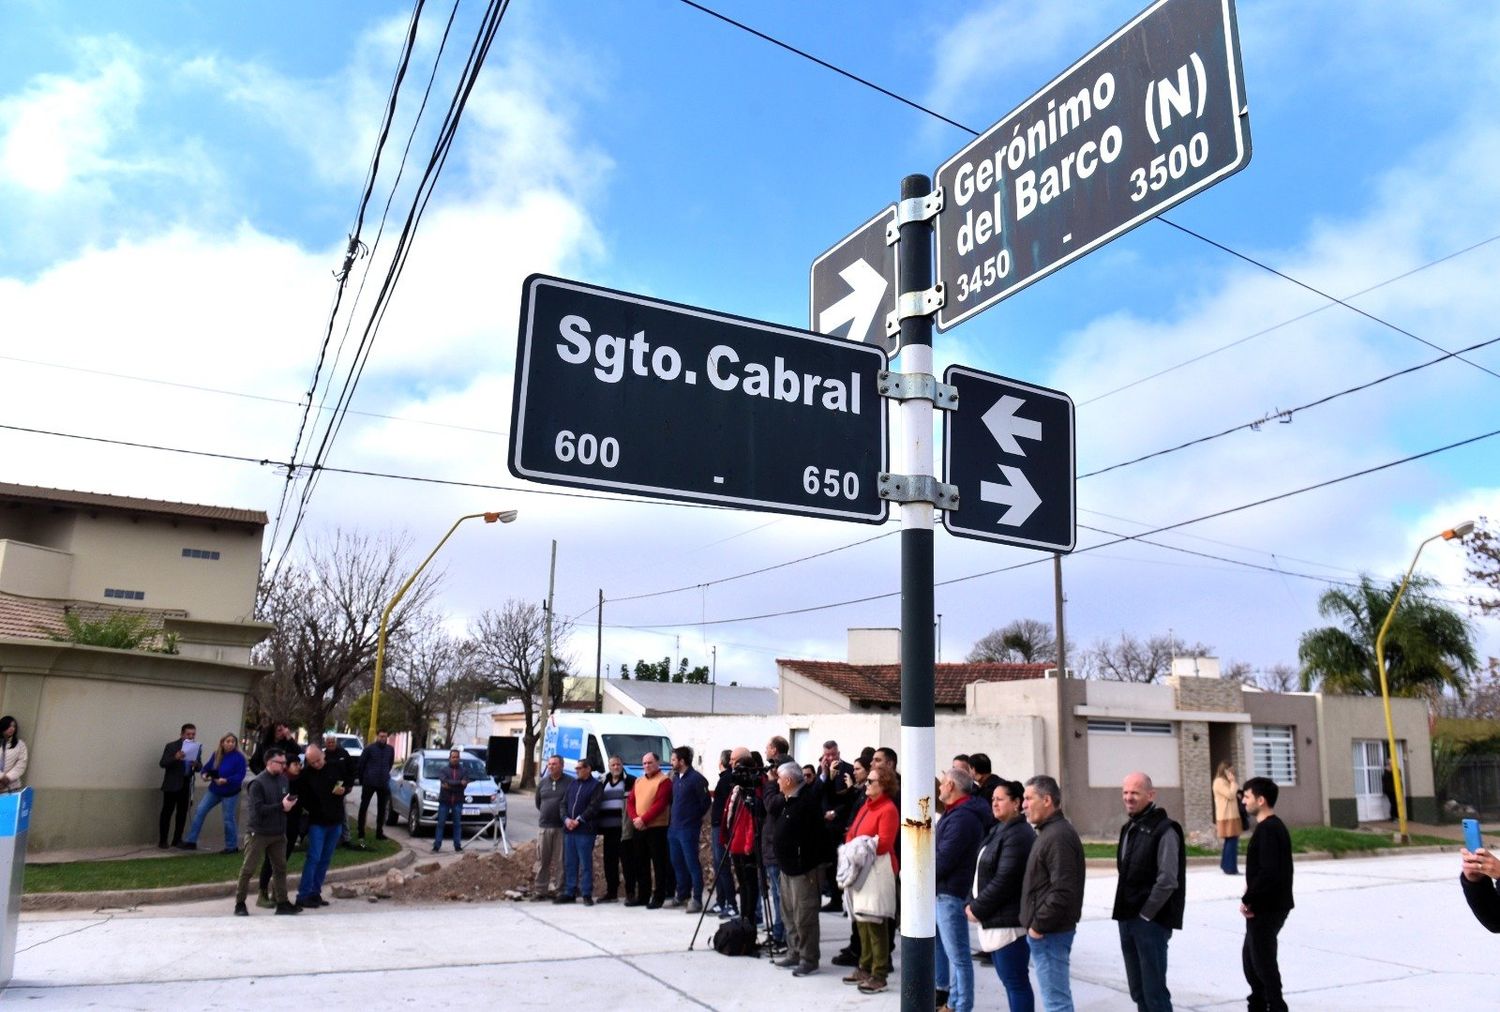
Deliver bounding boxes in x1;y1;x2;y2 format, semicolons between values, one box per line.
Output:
675;0;1500;381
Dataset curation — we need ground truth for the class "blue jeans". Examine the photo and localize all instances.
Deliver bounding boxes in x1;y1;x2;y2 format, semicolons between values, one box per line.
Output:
297;823;340;901
667;825;703;902
184;791;238;850
564;832;596;897
711;834;734;909
934;894;975;1012
1221;835;1240;874
1119;918;1172;1012
433;802;463;849
992;935;1034;1011
764;861;784;941
1029;929;1076;1012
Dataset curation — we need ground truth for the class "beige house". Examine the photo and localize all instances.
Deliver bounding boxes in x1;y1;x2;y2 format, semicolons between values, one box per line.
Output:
0;483;270;850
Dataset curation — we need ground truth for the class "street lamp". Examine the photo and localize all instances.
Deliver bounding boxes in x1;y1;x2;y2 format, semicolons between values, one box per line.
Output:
367;510;518;744
1375;519;1475;841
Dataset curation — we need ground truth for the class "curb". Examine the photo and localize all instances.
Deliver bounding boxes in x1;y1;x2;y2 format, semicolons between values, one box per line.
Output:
23;847;416;912
1083;841;1462;870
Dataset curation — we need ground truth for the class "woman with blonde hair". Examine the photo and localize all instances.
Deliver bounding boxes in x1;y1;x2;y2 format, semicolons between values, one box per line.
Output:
1213;759;1241;875
182;733;248;852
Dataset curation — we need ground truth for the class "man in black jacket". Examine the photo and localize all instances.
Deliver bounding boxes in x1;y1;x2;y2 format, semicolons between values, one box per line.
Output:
817;740;856;911
159;723;201;849
292;745;346;909
772;760;826;976
1113;772;1185;1012
233;748;301;916
1240;777;1293;1012
356;729;395;842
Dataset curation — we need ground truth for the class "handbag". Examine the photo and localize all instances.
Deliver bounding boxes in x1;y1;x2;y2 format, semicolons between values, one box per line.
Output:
850;851;897;921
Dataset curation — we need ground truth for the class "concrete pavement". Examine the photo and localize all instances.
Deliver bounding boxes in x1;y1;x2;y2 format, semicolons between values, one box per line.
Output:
7;851;1496;1009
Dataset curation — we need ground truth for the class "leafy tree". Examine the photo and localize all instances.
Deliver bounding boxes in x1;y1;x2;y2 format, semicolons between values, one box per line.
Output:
251;530;438;732
346;688;416;739
1084;632;1212;683
1297;575;1477;698
629;656;710;683
48;610;163;651
967;619;1057;664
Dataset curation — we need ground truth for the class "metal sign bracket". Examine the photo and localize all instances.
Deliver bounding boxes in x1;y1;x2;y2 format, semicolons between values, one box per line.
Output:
877;370;958;410
878;472;959;508
885;283;945;337
886;187;944;244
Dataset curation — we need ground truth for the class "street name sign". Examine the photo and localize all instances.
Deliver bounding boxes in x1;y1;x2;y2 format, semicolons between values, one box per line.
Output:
942;365;1074;551
509;274;889;523
809;205;898;355
934;0;1252;330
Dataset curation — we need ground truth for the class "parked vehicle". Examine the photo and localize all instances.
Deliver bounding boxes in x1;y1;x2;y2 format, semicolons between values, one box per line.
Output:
329;733;363;760
461;745;514;793
389;749;506;837
541;714;673;779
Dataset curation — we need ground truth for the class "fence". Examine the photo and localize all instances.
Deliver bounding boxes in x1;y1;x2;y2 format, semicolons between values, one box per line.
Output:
1444;755;1500;819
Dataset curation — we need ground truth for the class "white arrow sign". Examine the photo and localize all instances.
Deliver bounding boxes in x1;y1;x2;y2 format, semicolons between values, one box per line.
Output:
817;257;888;345
982;395;1042;455
980;464;1042;527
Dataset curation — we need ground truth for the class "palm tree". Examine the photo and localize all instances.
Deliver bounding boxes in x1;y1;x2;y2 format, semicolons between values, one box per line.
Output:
1298;575;1477;697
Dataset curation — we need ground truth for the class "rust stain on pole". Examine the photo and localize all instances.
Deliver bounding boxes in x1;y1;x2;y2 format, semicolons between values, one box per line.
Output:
903;795;933;831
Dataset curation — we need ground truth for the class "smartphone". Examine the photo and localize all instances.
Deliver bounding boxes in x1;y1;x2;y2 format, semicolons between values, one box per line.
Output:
1464;818;1483;852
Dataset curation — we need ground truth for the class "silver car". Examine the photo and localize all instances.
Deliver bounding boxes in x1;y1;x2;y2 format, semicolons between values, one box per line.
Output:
389;750;506;836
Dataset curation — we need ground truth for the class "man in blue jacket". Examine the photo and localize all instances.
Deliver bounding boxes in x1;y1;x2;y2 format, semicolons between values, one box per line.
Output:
558;757;604;904
667;745;711;913
935;767;988;1012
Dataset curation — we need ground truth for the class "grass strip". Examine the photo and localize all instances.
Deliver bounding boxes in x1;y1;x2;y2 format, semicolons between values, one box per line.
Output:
26;833;401;893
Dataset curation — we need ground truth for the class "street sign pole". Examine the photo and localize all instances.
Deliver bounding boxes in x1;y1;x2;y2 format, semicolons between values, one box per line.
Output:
896;172;936;1012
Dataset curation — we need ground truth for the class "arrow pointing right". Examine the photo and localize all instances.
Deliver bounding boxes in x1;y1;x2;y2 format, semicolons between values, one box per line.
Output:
979;464;1041;527
817;258;887;344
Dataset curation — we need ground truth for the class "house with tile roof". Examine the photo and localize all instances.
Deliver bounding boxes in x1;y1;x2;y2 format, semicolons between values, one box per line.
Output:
0;483;271;849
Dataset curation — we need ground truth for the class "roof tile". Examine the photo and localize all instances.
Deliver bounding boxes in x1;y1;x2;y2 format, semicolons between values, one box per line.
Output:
778;659;1049;707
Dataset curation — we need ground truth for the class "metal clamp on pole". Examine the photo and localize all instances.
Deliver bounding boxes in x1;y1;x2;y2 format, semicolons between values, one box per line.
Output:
878;472;959;509
877;370;959;409
885;284;945;338
886;186;944;243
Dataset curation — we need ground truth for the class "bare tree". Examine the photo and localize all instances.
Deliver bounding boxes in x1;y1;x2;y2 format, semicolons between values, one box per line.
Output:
385;619;475;749
468;599;573;788
967;618;1057;664
252;530;438;733
1086;632;1212;684
1222;660;1256;685
1258;662;1298;693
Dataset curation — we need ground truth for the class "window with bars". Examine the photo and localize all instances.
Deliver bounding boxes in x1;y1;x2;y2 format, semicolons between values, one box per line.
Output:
181;548;221;560
1252;724;1297;785
1088;718;1175;737
103;588;145;601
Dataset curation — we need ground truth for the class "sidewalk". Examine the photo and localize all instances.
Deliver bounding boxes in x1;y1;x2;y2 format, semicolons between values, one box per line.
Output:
7;851;1497;1009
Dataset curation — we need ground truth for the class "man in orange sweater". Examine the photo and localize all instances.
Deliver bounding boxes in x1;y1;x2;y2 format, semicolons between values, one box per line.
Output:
626;751;674;908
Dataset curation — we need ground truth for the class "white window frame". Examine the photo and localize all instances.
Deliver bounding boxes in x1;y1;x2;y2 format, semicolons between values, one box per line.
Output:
1252;724;1297;785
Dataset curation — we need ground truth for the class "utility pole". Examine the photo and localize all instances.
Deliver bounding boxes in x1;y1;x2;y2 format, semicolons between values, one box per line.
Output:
710;645;717;714
537;540;557;771
1053;552;1067;777
594;588;604;712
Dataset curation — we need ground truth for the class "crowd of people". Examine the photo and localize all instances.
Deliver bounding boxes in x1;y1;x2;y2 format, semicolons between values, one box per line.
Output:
523;736;1297;1011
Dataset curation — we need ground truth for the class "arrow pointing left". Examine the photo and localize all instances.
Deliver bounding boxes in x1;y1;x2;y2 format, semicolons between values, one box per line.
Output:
817;258;888;345
982;395;1042;456
979;464;1042;527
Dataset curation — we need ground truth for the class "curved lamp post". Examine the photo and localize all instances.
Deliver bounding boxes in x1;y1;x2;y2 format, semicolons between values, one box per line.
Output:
1375;519;1475;841
366;510;518;744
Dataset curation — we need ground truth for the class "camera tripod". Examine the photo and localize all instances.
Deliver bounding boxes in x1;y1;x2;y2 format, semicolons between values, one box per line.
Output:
689;782;783;957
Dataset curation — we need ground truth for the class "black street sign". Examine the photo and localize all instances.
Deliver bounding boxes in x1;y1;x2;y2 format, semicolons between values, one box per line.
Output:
934;0;1251;330
810;205;898;355
509;275;889;523
942;365;1074;551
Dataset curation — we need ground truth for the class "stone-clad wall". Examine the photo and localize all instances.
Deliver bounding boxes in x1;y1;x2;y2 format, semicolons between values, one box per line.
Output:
1171;676;1245;840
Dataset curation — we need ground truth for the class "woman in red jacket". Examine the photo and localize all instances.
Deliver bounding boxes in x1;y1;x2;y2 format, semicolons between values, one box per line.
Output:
843;767;899;994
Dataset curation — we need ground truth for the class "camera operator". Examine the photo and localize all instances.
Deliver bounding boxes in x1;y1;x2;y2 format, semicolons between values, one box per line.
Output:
723;753;766;927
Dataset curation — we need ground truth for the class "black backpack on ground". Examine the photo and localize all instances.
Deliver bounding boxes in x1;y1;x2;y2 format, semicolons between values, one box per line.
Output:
711;918;759;957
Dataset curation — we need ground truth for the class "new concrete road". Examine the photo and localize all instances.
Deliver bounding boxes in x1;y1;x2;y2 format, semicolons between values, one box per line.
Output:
8;851;1496;1008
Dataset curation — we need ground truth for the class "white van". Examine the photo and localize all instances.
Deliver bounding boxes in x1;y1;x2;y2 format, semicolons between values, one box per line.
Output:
541;714;673;779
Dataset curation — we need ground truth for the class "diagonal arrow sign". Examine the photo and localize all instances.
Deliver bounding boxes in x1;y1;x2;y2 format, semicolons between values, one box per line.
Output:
980;464;1042;527
817;258;887;344
981;395;1042;456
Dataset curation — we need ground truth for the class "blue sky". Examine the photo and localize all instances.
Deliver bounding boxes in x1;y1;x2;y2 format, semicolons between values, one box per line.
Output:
2;0;1498;688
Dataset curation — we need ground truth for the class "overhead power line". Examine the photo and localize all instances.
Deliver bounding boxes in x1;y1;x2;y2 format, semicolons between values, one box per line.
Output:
675;0;1500;382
